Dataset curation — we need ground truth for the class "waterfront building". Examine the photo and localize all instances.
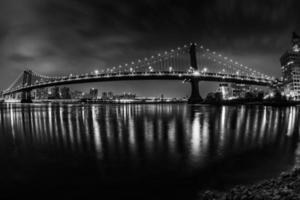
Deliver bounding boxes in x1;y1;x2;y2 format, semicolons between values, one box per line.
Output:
280;32;300;100
108;91;114;99
35;88;49;99
89;88;98;99
101;92;108;100
48;86;60;99
217;83;233;99
71;90;84;99
231;83;251;98
60;87;71;99
114;92;136;100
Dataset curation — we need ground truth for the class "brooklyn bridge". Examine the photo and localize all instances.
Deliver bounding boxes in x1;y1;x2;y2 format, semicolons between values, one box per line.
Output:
3;43;279;103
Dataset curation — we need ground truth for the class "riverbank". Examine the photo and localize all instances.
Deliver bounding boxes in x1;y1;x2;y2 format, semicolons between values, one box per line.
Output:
198;168;300;200
202;100;299;106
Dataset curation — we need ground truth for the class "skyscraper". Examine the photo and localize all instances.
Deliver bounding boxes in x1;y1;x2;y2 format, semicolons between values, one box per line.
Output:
89;88;98;99
280;32;300;100
217;83;232;100
60;87;71;99
49;86;60;99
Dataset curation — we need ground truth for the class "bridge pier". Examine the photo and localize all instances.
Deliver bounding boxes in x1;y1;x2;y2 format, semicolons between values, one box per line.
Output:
188;43;202;104
188;79;202;104
21;90;32;103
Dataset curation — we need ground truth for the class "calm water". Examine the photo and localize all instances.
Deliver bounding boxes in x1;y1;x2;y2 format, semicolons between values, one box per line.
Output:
0;103;299;199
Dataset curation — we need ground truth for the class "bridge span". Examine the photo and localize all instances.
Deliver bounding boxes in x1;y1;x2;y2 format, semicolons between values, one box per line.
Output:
3;43;279;103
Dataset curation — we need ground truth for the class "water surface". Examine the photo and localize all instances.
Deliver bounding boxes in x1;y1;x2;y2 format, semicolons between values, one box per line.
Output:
0;103;299;199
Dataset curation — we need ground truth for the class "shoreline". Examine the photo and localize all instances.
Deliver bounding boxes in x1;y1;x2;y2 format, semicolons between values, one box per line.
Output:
198;167;300;200
1;100;299;106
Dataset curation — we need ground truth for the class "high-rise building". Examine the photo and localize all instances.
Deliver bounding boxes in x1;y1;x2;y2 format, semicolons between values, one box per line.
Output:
102;92;108;100
89;88;98;99
231;83;251;98
217;83;233;99
48;86;60;99
60;87;71;99
71;90;84;99
35;88;49;99
108;91;114;99
280;32;300;100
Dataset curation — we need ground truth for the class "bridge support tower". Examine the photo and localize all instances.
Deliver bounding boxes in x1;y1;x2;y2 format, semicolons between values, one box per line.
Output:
188;43;202;104
21;70;33;103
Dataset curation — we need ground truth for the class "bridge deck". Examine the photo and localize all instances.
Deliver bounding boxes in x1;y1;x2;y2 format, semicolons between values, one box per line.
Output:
3;71;277;95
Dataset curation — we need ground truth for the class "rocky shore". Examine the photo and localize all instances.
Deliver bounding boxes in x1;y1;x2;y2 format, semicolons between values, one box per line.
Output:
198;168;300;200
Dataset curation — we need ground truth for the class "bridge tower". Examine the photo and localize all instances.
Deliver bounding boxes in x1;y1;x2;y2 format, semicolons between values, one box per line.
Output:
188;43;202;103
21;70;33;103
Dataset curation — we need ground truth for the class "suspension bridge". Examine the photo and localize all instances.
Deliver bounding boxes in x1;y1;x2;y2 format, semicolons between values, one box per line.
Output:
2;43;279;103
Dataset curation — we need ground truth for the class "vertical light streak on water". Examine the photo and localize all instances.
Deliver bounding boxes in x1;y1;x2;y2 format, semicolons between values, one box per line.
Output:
144;116;154;155
53;107;59;146
82;107;91;152
39;109;45;145
167;117;176;154
42;107;49;145
105;107;113;152
259;107;267;146
75;108;82;152
118;106;128;151
128;114;136;154
272;109;279;141
30;107;36;145
183;110;192;149
244;109;252;148
190;112;201;164
200;112;209;159
234;106;244;148
9;104;15;140
92;106;102;159
287;107;296;137
219;106;226;153
36;110;41;144
265;109;274;141
34;108;41;145
59;106;67;148
48;104;53;144
251;108;259;146
116;107;123;150
157;118;163;148
68;106;75;152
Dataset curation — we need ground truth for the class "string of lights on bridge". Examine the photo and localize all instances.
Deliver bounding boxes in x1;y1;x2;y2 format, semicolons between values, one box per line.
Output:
4;43;277;93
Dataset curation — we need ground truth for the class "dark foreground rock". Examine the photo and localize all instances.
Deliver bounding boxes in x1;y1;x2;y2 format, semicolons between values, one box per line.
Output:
198;168;300;200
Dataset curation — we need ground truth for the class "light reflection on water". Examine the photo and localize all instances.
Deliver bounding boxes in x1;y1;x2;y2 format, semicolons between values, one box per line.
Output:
0;103;300;198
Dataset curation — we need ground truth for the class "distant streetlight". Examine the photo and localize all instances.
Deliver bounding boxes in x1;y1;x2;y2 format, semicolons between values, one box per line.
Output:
193;71;200;76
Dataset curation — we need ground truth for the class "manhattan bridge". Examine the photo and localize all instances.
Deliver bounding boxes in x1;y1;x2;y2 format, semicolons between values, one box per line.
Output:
2;43;279;103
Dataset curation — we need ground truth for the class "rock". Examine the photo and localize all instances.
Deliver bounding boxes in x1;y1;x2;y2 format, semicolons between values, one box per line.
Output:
197;168;300;200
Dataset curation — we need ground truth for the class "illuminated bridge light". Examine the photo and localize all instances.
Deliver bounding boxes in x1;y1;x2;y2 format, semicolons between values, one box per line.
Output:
193;71;200;76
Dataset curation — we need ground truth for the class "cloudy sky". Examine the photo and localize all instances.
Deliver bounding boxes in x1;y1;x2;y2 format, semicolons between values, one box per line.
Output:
0;0;299;97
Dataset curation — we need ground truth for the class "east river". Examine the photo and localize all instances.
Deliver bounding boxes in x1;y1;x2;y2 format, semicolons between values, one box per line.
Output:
0;103;299;199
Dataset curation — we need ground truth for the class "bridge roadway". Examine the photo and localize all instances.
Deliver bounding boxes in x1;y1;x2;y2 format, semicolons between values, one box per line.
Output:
3;71;277;95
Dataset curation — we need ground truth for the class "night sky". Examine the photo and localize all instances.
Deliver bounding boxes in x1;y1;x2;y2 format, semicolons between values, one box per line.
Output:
0;0;299;97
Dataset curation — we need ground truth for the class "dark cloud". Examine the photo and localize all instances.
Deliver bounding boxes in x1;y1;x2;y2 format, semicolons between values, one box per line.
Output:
9;53;35;62
0;0;299;96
